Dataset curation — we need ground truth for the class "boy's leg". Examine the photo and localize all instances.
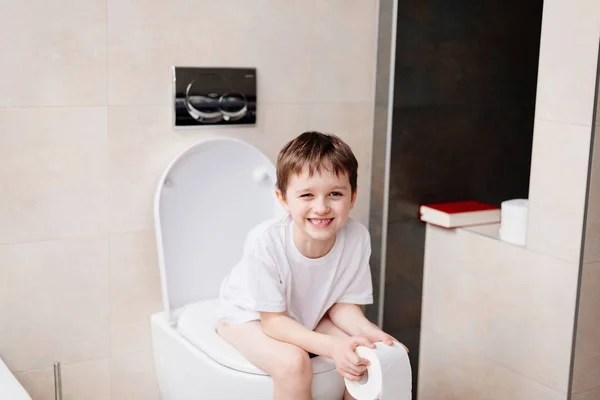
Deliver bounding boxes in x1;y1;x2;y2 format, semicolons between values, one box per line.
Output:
313;316;357;400
217;320;312;400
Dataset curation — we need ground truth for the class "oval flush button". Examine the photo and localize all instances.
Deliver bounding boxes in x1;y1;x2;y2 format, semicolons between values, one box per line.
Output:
253;168;272;185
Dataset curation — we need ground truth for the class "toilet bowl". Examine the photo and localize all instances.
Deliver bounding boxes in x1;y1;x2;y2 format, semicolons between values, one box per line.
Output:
151;138;346;400
0;357;31;400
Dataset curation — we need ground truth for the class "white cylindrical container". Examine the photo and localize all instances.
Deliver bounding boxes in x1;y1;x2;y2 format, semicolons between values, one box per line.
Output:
499;199;528;246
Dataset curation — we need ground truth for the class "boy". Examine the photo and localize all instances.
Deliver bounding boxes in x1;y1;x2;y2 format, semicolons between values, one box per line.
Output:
217;131;406;400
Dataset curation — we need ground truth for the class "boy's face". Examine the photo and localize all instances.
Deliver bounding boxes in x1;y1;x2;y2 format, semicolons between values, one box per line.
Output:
276;167;357;244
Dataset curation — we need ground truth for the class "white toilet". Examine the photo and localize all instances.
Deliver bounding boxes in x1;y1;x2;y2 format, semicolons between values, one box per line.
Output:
0;357;31;400
150;137;346;400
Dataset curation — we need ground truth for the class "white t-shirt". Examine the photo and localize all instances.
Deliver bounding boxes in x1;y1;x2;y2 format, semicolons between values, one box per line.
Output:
217;215;373;330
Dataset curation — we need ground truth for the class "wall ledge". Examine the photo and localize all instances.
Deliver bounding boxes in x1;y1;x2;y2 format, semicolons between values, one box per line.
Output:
425;222;527;249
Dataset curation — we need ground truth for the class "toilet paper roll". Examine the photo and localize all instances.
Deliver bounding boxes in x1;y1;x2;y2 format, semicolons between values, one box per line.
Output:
499;198;528;246
344;342;412;400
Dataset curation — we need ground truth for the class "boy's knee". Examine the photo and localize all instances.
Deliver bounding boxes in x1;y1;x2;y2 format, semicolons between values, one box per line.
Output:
272;346;312;381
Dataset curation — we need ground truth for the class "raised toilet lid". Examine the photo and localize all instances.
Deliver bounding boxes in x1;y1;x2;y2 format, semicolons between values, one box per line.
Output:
156;139;337;376
177;299;337;376
154;138;285;322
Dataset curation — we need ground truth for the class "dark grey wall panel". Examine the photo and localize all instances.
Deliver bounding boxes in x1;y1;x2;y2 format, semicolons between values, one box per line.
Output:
370;1;544;398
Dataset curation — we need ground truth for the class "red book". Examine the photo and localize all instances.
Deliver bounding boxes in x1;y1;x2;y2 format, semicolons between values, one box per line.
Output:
419;200;500;228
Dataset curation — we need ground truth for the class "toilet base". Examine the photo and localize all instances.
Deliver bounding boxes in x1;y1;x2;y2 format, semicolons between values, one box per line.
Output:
151;312;346;400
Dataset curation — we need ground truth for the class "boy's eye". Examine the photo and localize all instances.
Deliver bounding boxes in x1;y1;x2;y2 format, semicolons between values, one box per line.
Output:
330;192;343;197
300;193;313;198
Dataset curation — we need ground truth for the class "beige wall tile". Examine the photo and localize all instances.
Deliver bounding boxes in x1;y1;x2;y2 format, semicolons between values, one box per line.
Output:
308;103;375;161
0;108;108;244
111;351;161;400
0;1;107;107
422;225;578;392
108;105;312;233
2;0;379;396
108;0;314;105
15;359;110;400
584;128;600;263
418;328;567;400
534;0;600;125
573;388;600;400
309;103;375;224
108;106;213;233
0;237;110;372
311;0;378;103
15;367;54;400
572;262;600;393
527;120;592;262
110;231;162;356
256;104;312;163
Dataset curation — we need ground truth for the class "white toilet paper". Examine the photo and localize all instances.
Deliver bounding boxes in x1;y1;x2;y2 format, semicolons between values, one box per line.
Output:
499;198;528;246
344;342;412;400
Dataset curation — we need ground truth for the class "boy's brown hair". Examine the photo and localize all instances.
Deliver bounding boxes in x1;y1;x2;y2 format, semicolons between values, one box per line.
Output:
276;131;358;196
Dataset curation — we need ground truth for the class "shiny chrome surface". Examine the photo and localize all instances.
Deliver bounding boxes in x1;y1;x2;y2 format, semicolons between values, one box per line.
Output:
173;67;256;127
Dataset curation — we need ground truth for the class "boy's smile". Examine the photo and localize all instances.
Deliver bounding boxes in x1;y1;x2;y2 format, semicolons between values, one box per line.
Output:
307;218;334;228
276;166;357;259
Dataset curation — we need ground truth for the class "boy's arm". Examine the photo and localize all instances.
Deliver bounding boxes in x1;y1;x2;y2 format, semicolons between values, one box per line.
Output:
260;311;338;357
328;303;409;351
327;303;378;336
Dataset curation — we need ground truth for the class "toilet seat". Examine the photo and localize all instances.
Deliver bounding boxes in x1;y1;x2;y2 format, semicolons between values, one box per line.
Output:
176;299;337;376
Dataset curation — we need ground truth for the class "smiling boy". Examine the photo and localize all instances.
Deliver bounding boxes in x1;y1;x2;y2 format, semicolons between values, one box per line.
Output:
217;131;406;400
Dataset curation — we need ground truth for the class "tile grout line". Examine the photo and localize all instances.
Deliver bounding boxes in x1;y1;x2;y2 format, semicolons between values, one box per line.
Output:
0;101;375;110
426;326;570;395
106;0;112;363
105;4;113;395
536;117;594;128
458;226;586;265
0;230;153;247
106;0;109;107
12;356;111;375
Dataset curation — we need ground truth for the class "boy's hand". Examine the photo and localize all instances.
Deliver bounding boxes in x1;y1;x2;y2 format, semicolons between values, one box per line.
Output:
361;323;410;353
332;336;375;381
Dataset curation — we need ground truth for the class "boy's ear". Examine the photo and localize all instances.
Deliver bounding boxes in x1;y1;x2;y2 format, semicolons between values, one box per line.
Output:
276;189;290;212
350;187;358;209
